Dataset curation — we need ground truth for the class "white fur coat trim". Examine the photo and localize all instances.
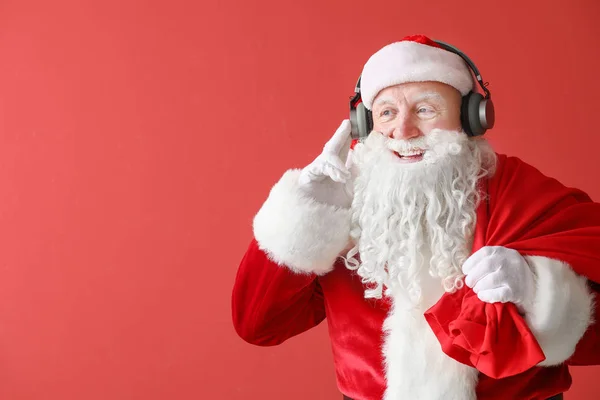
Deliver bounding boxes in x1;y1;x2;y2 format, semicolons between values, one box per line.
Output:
523;255;594;366
253;169;351;275
382;291;478;400
380;255;594;398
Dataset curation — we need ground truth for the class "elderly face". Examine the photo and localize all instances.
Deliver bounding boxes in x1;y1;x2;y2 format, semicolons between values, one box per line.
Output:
371;81;462;162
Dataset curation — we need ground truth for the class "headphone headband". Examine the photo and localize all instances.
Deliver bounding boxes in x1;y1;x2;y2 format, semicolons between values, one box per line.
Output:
432;40;491;99
354;39;490;99
350;38;495;139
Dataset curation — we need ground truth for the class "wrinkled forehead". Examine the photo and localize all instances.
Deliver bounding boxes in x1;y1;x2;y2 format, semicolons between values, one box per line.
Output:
373;91;444;108
372;82;459;107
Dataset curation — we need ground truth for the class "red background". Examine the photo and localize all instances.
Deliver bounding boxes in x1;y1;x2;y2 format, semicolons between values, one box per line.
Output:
1;0;598;399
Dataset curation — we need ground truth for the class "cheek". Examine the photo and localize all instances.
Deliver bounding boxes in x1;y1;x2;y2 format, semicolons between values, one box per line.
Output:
418;120;438;131
374;126;395;137
371;121;383;130
372;117;397;136
438;120;462;132
438;111;462;131
421;116;461;133
372;120;389;135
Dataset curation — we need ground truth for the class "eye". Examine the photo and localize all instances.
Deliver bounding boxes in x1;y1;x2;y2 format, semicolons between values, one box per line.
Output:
417;107;432;114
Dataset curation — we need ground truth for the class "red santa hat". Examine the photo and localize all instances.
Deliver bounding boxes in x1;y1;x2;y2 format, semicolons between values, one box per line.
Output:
360;35;475;110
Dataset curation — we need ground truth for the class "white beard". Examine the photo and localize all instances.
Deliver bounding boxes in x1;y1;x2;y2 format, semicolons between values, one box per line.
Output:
344;129;496;305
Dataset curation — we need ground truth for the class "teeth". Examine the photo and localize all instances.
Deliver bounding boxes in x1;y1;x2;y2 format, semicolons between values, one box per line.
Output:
399;151;424;157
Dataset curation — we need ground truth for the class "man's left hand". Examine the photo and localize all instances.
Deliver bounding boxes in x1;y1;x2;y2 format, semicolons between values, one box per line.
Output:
462;246;536;313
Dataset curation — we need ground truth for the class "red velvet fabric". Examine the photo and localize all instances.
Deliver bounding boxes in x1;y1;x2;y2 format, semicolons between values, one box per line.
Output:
232;154;600;400
425;154;600;381
424;286;545;379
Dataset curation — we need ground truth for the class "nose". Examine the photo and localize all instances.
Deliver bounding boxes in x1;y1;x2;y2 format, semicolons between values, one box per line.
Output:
390;116;423;141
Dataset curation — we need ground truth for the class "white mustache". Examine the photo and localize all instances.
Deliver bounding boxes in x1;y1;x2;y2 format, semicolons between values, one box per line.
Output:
386;137;428;153
382;129;466;157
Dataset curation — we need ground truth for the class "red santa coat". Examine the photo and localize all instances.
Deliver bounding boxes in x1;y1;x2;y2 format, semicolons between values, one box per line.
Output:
232;154;600;400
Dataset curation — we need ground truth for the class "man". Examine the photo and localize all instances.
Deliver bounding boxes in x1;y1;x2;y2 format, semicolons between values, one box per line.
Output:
231;35;600;399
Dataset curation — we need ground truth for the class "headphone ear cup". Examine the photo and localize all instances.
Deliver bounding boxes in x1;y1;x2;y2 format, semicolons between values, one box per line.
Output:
350;105;360;139
461;92;486;137
353;102;372;140
366;108;373;134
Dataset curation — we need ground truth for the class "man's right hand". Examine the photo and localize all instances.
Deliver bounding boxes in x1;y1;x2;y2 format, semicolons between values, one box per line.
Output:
298;120;354;209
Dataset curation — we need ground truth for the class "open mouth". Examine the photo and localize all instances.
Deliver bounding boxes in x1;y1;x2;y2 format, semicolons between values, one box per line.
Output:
393;150;425;163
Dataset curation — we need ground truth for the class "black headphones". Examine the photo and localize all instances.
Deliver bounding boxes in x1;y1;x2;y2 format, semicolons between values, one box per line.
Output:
349;39;495;140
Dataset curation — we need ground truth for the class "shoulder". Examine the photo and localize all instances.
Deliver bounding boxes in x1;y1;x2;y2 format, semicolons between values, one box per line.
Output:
493;152;542;177
488;152;592;203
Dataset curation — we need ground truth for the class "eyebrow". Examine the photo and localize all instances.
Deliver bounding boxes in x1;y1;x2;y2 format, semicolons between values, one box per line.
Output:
373;96;396;107
412;92;444;103
372;91;445;107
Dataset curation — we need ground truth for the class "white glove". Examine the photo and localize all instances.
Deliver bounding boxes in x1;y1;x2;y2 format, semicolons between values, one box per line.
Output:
462;246;536;313
298;120;354;208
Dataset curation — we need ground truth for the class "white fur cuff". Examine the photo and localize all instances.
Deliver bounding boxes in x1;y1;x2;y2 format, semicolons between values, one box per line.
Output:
253;169;351;275
524;255;595;366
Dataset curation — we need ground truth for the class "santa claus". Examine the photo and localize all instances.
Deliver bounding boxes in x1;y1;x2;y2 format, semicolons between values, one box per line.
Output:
231;35;600;400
